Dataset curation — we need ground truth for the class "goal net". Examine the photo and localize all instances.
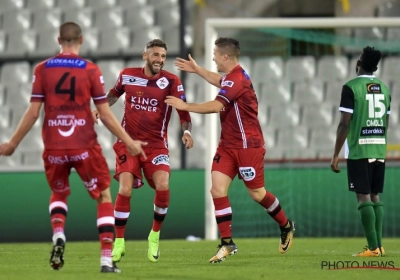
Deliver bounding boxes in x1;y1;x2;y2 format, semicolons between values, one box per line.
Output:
203;18;400;240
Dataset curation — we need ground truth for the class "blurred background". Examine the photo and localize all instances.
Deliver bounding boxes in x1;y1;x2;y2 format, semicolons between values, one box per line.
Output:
1;0;400;241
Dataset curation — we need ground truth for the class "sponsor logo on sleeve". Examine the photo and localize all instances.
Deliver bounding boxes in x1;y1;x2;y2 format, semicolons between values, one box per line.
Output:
32;75;35;83
221;80;234;87
180;94;186;101
100;76;104;84
219;89;227;94
177;85;184;91
242;69;250;80
239;167;256;181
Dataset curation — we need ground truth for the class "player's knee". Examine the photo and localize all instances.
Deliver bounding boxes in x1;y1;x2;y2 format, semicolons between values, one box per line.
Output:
155;180;169;191
97;188;112;204
370;192;380;202
119;183;132;196
210;186;225;198
247;187;266;202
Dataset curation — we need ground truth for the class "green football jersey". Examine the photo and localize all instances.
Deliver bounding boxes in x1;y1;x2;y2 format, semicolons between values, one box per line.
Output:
339;75;390;159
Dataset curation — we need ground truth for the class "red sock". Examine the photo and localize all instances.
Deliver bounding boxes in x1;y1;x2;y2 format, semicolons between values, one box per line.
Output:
259;192;288;227
98;202;114;257
114;193;131;238
152;189;170;232
49;194;67;235
213;196;232;239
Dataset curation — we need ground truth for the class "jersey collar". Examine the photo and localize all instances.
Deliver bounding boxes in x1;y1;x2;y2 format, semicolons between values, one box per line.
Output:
357;75;375;78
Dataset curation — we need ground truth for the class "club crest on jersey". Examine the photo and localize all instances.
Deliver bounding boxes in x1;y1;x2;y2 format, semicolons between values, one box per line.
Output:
152;154;170;166
156;77;169;89
239;167;256;181
221;80;234;87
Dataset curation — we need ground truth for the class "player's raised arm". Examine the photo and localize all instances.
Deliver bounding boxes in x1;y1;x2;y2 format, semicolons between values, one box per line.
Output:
175;54;222;88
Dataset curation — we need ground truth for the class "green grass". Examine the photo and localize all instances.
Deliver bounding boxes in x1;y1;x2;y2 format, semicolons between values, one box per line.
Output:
0;238;400;280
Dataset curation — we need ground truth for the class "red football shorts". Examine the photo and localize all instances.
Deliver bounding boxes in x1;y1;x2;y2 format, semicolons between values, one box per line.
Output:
42;145;111;199
113;141;170;189
211;145;266;189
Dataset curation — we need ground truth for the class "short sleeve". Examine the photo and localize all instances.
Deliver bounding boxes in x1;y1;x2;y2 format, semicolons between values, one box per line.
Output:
171;76;191;124
215;75;242;107
339;85;354;114
109;70;125;97
30;64;45;102
90;65;107;105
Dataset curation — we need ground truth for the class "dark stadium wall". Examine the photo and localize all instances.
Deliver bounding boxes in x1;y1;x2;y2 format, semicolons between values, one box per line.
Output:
1;168;399;242
0;170;205;242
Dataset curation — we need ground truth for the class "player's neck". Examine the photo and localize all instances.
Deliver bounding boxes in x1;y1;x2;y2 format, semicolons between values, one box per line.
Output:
143;67;160;79
357;69;373;76
59;47;80;56
224;62;239;75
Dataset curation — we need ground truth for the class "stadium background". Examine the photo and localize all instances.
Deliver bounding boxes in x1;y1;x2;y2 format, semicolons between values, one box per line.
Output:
1;0;400;242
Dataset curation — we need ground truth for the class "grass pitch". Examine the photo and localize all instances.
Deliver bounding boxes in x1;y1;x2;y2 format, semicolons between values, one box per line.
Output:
0;238;399;280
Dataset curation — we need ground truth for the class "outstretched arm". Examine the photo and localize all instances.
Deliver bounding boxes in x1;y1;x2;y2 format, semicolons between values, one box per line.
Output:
166;96;224;114
0;102;42;156
175;54;222;88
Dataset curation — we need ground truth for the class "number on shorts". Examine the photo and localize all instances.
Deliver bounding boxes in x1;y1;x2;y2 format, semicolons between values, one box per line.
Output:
119;154;127;164
213;153;221;163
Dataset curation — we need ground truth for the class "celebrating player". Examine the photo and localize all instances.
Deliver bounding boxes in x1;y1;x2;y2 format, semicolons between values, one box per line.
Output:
93;39;193;263
331;46;389;257
0;22;147;273
166;37;295;263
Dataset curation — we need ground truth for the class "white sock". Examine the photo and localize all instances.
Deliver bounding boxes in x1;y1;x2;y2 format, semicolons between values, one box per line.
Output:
101;257;112;267
52;232;66;245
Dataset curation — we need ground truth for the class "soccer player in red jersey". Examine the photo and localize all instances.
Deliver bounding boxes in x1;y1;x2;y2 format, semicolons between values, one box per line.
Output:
93;39;193;263
0;22;147;273
166;37;295;263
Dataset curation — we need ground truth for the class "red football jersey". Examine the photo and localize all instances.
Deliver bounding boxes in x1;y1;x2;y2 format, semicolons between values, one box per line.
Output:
110;68;191;149
215;65;264;149
31;53;107;150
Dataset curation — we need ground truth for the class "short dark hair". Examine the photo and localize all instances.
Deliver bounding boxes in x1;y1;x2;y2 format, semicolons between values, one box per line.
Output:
59;22;82;44
214;37;240;58
360;46;382;73
145;39;168;51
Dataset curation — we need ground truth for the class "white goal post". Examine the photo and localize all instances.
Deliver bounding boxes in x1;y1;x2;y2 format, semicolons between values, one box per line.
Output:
203;17;400;240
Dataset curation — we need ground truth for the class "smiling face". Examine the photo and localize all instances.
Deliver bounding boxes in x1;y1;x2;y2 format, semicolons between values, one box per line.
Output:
143;46;167;76
213;46;226;73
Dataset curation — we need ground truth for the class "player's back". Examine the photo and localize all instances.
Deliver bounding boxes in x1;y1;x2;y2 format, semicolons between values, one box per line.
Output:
344;75;390;159
33;53;105;150
218;65;264;149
